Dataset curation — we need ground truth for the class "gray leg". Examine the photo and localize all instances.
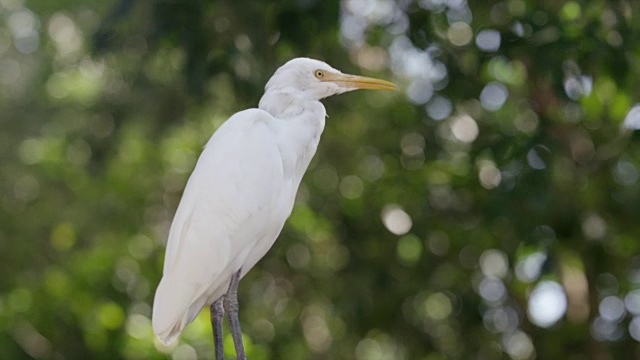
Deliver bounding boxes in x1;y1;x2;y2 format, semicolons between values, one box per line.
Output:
224;269;247;360
211;298;225;360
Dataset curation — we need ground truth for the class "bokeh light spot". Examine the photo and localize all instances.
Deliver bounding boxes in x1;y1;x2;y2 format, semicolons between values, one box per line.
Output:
358;155;385;181
479;82;508;111
564;75;592;100
515;252;546;283
48;13;83;58
629;317;640;341
406;79;433;105
172;344;197;360
98;302;126;330
126;314;151;339
623;104;640;130
19;138;46;164
396;234;422;266
50;222;77;251
561;2;581;21
448;22;473;46
625;290;640;315
613;159;639;185
514;110;539;134
8;288;32;313
251;318;275;342
478;277;507;304
476;29;501;52
450;114;479;143
483;306;519;333
8;8;40;54
313;165;339;192
128;235;154;260
527;146;549;170
527;281;567;328
302;305;332;353
479;249;509;278
503;330;535;360
286;243;311;269
599;296;625;322
478;161;502;189
339;175;364;199
592;316;624;341
426;95;452;120
581;213;607;241
427;231;449;256
424;292;453;321
381;205;412;235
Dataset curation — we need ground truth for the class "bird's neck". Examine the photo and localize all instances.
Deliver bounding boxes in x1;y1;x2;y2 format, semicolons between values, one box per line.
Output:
258;90;326;183
259;90;324;120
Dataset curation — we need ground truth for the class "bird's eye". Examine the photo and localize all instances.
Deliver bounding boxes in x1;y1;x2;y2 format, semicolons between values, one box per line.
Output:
314;70;325;78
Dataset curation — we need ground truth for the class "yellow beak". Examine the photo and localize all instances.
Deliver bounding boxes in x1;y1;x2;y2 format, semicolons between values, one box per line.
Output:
322;72;397;91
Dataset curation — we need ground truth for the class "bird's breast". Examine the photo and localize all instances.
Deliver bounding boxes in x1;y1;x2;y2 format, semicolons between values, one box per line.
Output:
239;112;325;272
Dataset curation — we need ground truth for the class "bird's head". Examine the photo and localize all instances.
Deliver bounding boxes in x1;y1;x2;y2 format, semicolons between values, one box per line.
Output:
264;57;396;100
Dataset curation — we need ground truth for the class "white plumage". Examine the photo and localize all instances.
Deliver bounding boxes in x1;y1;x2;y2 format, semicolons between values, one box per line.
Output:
151;58;395;351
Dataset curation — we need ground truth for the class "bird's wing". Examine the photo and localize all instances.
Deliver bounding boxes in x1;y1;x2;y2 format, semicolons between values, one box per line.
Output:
153;109;284;342
164;109;282;275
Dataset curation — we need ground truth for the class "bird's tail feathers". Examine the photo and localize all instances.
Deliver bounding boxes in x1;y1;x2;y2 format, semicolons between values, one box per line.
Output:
152;275;207;344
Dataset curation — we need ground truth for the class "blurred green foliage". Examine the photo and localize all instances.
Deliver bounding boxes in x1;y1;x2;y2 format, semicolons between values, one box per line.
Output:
2;0;640;359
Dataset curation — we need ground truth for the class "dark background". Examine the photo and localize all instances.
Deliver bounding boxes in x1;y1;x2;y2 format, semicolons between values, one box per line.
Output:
1;0;640;359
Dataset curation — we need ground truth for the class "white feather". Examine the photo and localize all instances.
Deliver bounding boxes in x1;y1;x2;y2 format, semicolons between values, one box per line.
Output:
151;57;393;344
152;105;325;342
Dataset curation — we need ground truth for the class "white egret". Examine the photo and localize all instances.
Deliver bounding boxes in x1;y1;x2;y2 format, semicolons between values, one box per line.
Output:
152;57;395;359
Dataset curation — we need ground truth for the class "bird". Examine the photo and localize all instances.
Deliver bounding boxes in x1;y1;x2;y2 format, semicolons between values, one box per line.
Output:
151;57;396;359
